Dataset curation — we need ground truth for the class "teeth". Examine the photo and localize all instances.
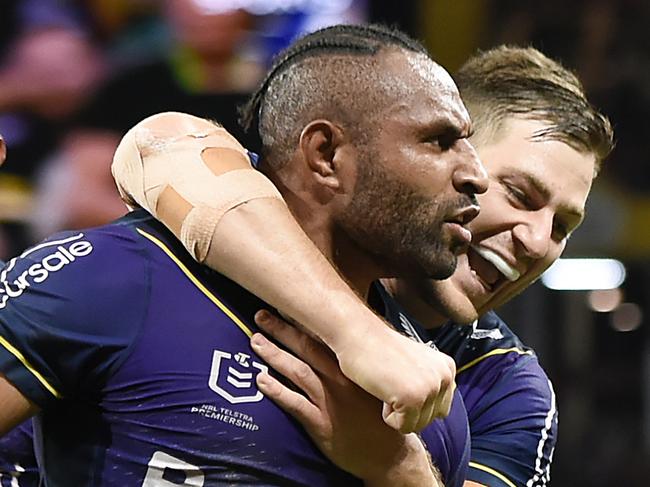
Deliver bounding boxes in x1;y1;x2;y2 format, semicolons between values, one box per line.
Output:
472;246;520;281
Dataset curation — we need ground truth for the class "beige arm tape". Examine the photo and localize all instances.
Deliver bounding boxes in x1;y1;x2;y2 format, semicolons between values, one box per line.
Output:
111;111;283;262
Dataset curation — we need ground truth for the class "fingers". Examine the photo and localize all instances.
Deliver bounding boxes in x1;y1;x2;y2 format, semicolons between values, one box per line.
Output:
254;310;340;377
382;403;417;434
430;353;457;420
434;380;456;420
251;332;325;404
255;371;322;429
413;387;438;432
382;351;457;433
0;136;6;165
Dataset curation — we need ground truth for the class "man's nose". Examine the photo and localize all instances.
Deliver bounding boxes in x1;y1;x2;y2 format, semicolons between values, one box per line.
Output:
453;140;488;196
512;211;554;259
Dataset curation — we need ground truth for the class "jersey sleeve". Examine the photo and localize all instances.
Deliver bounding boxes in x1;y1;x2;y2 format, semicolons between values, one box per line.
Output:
462;354;558;487
0;227;150;408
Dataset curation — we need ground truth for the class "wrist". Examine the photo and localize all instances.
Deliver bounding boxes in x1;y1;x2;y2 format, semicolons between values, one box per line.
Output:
324;296;390;356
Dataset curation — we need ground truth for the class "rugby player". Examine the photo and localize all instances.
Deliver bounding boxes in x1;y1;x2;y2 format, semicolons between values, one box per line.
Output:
381;47;612;485
0;24;487;486
113;46;613;487
242;47;614;487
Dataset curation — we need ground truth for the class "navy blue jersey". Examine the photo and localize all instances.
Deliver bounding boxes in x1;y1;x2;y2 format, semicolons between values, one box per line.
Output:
374;279;558;487
0;421;39;486
0;212;358;486
0;212;470;486
433;313;557;487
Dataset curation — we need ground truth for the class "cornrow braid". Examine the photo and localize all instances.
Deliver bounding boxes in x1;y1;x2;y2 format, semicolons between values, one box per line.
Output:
239;23;428;134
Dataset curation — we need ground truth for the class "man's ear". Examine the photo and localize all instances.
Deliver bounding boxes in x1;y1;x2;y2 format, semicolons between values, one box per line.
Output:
298;120;346;190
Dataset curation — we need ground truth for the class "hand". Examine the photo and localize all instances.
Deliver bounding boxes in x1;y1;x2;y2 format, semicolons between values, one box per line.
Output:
251;311;442;486
333;320;457;434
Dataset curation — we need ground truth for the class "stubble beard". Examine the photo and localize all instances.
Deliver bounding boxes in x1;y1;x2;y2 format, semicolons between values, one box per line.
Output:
336;149;458;280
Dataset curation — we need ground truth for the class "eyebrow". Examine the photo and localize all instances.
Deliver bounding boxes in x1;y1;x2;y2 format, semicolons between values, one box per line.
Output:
509;168;585;220
425;120;472;140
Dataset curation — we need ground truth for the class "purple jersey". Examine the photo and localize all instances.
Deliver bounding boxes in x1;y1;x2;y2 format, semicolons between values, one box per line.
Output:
0;421;39;486
435;313;558;487
0;212;357;486
396;303;559;487
0;212;469;486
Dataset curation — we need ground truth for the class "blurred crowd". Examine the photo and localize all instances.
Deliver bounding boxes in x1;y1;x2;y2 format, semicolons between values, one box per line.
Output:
0;0;367;258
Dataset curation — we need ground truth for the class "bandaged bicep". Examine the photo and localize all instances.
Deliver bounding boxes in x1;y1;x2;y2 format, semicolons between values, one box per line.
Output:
111;111;283;262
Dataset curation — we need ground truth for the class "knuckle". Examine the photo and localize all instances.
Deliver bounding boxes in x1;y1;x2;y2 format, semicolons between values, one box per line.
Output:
445;355;457;375
293;362;314;382
400;386;428;409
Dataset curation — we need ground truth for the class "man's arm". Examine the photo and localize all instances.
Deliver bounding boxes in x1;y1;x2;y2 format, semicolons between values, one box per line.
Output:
111;111;456;433
0;375;38;437
249;310;445;487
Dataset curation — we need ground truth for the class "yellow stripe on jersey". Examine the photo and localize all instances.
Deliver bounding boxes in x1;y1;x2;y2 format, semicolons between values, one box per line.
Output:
0;335;62;398
136;228;254;338
457;347;533;375
469;461;517;487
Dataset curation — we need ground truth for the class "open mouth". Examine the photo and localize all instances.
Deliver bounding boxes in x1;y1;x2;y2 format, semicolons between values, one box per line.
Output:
468;246;520;291
444;204;481;250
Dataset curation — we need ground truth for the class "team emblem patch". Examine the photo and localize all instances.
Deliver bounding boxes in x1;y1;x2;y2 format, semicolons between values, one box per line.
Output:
208;350;268;404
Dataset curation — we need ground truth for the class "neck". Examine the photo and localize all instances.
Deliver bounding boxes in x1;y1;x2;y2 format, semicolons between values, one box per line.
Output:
381;278;448;329
329;228;387;298
264;162;381;298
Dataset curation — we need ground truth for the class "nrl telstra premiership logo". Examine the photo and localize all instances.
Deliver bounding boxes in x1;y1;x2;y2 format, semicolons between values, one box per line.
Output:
208;350;268;404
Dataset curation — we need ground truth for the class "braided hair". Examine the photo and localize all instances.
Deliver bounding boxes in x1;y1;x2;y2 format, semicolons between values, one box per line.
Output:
238;23;430;167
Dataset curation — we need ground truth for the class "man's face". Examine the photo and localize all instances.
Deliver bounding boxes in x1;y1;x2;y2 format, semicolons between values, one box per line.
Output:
412;117;596;323
337;52;487;280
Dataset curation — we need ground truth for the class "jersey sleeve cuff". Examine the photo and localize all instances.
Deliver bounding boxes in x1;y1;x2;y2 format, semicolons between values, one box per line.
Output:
0;336;62;407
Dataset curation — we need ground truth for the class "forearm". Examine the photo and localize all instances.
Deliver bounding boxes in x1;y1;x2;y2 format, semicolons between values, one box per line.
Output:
125;116;384;351
204;198;383;348
0;374;39;437
363;434;443;487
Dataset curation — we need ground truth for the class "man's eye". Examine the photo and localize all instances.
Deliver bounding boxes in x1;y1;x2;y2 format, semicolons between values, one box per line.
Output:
505;183;530;207
427;135;455;151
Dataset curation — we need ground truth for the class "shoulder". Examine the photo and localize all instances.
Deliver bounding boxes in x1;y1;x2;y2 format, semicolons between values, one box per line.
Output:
0;213;155;312
436;311;534;373
0;213;160;405
452;312;552;417
453;314;558;487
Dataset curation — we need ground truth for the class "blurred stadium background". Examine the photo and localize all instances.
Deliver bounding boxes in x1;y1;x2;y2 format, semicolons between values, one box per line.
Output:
1;1;648;485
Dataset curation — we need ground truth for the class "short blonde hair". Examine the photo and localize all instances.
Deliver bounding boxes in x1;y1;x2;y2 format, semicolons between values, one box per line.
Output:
456;46;614;175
